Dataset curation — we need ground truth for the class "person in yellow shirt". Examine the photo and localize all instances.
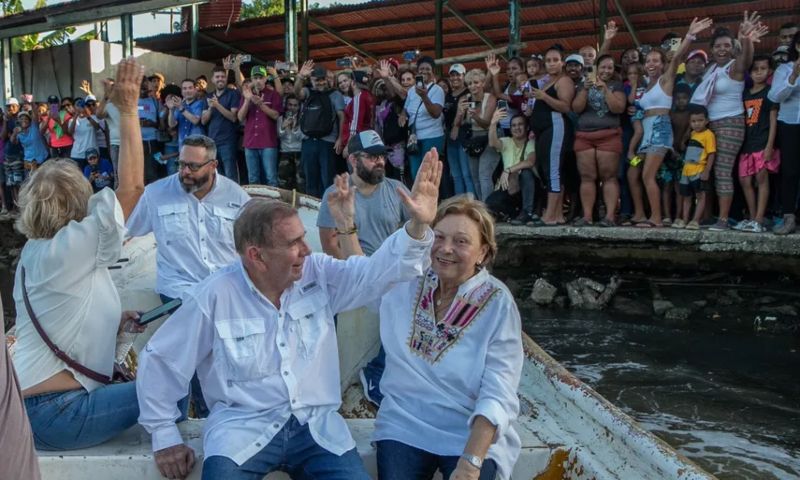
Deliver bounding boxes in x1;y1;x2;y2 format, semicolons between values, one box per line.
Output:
675;105;716;229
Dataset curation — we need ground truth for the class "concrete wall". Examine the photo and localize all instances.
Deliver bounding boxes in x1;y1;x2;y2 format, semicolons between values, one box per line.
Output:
11;40;214;101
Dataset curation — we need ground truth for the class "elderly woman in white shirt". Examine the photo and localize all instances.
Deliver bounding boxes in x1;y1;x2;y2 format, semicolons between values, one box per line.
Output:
13;58;151;450
329;182;523;480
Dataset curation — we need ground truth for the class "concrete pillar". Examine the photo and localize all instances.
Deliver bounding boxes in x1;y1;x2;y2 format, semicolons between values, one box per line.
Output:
120;14;134;57
508;0;520;58
284;0;298;64
190;4;199;59
1;38;11;101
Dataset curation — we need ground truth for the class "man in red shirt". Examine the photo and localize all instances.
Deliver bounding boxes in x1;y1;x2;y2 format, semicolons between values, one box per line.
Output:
237;65;283;185
341;70;375;155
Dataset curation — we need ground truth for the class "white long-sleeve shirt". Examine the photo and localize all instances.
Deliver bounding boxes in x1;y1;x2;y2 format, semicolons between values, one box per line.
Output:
768;62;800;124
13;188;124;392
125;174;250;299
136;226;432;464
374;268;523;480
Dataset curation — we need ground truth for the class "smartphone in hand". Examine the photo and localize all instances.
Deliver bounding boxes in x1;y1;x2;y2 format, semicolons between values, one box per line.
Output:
137;298;182;326
415;75;425;89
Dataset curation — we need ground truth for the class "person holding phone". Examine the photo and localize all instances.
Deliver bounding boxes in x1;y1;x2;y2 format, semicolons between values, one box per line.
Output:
12;58;167;451
40;96;74;158
404;56;445;181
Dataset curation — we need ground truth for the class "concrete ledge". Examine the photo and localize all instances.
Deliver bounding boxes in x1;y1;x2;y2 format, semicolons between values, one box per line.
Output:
495;224;800;276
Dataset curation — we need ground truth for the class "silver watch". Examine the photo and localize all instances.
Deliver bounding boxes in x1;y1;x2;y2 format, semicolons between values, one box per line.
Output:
461;453;483;470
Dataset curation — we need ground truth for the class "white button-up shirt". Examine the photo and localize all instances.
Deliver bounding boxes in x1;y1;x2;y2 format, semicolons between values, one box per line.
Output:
769;62;800;125
125;174;250;299
136;226;432;465
374;268;524;480
13;189;124;392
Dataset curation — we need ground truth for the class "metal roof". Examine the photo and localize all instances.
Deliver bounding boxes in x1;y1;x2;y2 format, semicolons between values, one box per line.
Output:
137;0;798;68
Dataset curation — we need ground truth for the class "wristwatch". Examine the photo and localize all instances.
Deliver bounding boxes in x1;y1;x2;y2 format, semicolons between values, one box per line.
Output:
461;454;483;470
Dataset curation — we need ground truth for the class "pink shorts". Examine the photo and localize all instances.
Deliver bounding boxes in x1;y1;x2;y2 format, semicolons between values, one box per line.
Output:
738;150;780;177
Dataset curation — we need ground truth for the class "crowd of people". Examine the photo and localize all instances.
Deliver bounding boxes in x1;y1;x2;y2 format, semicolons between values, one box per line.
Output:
1;10;798;480
2;15;798;235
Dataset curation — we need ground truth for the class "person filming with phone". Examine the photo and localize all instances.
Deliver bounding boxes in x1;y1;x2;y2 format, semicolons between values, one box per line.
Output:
10;58;175;451
404;56;445;181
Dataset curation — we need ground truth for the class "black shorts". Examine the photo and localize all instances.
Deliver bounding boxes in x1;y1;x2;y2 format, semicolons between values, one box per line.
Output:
679;174;710;197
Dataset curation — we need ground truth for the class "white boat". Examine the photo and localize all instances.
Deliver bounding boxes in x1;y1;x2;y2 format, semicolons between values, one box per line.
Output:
35;186;716;479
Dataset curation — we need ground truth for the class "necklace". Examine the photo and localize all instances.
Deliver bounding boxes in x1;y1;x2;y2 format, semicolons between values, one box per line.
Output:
435;289;457;307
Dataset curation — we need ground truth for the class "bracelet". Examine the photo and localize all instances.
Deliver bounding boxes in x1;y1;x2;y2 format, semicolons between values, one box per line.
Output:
685;33;697;41
336;225;358;236
120;112;139;117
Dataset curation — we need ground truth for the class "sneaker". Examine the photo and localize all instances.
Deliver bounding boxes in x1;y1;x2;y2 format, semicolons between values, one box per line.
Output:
671;219;686;229
359;368;382;407
708;218;730;231
573;217;592;227
732;219;751;231
663;217;673;227
686;220;700;230
774;214;796;236
510;211;533;226
741;220;766;233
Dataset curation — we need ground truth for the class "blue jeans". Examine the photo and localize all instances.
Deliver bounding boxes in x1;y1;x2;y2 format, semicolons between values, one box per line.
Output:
245;147;278;186
216;141;240;183
447;138;475;196
377;440;498;480
301;138;336;198
362;345;386;405
409;136;445;181
202;416;370;480
24;383;188;451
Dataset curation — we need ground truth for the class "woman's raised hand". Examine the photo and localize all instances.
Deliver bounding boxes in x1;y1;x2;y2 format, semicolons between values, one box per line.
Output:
687;17;713;37
110;58;144;115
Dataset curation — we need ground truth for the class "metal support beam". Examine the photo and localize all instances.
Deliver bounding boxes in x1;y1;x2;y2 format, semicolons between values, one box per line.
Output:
434;0;443;74
599;0;607;49
0;0;210;40
197;32;269;65
284;0;298;64
444;1;499;54
190;3;199;59
120;14;134;57
301;0;309;60
308;16;377;61
1;38;12;101
612;0;640;47
508;0;520;58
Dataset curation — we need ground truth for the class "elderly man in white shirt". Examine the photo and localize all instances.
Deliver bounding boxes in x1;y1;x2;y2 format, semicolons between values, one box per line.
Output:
125;134;250;303
136;151;443;479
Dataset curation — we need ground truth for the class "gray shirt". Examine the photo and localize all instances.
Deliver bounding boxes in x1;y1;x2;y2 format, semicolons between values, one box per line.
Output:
317;178;409;256
576;80;624;132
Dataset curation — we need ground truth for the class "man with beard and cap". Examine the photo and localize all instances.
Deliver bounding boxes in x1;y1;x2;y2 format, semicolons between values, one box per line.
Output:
317;129;410;407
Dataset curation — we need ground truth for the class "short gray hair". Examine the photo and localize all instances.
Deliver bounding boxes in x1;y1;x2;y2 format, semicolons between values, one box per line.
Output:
181;134;217;162
234;198;298;253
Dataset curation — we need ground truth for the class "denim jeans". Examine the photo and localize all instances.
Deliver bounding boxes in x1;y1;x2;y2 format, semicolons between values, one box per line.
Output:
447;138;476;196
24;383;188;451
362;345;386;405
143;139;161;184
376;440;497;480
216;141;240;183
301;138;336;198
202;416;370;480
245;147;278;186
409;136;445;181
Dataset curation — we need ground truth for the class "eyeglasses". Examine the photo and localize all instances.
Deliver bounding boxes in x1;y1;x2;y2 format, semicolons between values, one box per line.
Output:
178;159;214;172
357;152;385;162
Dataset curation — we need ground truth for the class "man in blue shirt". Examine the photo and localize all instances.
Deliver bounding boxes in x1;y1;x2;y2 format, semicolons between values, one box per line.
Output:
168;79;207;150
202;66;241;183
139;81;162;184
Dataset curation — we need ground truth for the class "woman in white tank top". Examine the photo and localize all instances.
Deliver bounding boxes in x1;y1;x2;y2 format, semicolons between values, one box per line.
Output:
628;17;713;228
699;14;769;231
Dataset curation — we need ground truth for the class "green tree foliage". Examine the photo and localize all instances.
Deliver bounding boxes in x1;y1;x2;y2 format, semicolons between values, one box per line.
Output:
240;0;284;19
1;0;77;51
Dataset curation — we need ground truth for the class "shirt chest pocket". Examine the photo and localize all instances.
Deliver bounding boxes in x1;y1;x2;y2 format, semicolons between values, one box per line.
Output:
287;290;330;359
210;205;238;239
214;318;276;382
157;204;189;232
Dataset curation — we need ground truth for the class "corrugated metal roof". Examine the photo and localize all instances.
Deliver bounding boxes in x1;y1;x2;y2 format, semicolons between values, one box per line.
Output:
137;0;798;69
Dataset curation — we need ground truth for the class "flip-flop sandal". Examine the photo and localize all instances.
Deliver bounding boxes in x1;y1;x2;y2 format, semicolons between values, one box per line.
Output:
598;218;616;228
634;220;663;228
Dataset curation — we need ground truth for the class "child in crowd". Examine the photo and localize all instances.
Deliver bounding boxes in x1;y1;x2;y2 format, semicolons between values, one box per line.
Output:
662;84;693;225
278;93;304;191
735;55;779;233
675;106;716;229
82;148;114;193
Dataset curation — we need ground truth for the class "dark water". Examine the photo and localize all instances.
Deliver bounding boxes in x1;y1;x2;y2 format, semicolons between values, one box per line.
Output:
522;309;800;480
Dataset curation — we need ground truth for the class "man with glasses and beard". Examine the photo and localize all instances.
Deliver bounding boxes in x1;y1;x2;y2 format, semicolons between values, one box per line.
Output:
126;134;249;417
316;130;410;406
